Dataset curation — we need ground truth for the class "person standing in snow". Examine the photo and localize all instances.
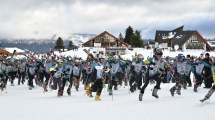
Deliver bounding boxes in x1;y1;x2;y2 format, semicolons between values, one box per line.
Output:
202;53;213;88
6;59;16;86
50;58;66;96
107;55;121;95
18;58;27;85
193;58;206;92
129;54;145;93
85;54;105;101
42;57;53;92
71;59;81;91
26;59;37;90
169;54;187;96
60;56;73;96
0;56;7;91
139;50;166;101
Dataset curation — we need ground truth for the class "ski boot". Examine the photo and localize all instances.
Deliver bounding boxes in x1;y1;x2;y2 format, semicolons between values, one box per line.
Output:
21;80;25;84
139;91;144;101
170;86;176;97
29;85;32;90
108;89;113;95
67;87;71;96
200;88;214;102
114;85;118;90
75;85;79;91
95;93;101;101
200;97;209;103
57;89;63;97
130;86;134;93
43;85;48;92
86;84;92;97
176;86;181;95
152;88;159;99
194;85;198;92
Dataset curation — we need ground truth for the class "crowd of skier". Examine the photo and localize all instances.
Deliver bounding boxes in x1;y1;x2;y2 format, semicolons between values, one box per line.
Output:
0;48;215;102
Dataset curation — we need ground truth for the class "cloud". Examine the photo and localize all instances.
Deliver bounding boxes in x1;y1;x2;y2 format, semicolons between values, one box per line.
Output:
0;0;214;39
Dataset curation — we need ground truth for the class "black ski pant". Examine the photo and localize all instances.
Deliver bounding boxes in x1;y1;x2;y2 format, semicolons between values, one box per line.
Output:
28;74;34;87
91;79;103;95
61;76;72;91
52;77;62;90
185;74;192;86
8;72;16;85
129;72;142;90
194;74;202;86
44;72;50;86
108;76;118;90
18;72;26;84
203;68;213;88
140;71;161;94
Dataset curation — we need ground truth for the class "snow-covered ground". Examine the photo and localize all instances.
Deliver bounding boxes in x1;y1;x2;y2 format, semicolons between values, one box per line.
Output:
0;79;214;120
1;48;215;120
54;47;215;60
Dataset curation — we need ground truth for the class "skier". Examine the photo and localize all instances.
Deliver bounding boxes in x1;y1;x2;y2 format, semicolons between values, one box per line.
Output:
169;54;187;96
129;54;145;93
0;56;7;91
108;55;121;95
202;53;213;88
193;58;205;92
6;59;16;86
72;59;81;91
43;57;53;92
50;58;65;96
85;54;105;101
26;59;37;90
61;56;73;95
18;58;27;85
139;50;166;101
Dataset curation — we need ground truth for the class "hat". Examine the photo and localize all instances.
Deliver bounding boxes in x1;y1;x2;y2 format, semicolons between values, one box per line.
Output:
205;53;210;56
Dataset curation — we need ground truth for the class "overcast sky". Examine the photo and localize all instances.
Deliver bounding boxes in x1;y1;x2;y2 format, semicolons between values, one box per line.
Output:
0;0;214;39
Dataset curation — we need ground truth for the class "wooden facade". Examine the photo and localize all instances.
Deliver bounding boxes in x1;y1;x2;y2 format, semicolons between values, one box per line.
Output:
0;48;11;56
82;31;129;48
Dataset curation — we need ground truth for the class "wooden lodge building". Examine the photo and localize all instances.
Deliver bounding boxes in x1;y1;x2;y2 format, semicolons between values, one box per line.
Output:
155;26;213;51
82;31;130;55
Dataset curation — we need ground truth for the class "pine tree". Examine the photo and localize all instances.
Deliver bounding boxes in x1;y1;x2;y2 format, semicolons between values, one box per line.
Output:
124;26;133;45
119;33;124;41
68;41;73;50
54;37;64;50
131;30;144;47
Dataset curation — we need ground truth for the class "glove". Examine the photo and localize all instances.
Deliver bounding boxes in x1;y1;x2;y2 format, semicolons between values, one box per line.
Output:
67;68;70;72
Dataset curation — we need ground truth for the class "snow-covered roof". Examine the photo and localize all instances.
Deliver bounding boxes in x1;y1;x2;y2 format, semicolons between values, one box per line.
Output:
4;47;25;53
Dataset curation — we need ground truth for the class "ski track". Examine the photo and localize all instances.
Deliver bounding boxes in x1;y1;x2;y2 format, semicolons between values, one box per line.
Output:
0;79;214;120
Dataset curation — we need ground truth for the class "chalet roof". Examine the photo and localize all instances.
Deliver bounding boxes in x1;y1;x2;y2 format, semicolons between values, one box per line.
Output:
155;26;213;51
82;31;129;47
0;47;11;55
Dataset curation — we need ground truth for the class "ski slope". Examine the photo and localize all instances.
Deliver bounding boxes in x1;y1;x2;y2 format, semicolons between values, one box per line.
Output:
0;79;214;120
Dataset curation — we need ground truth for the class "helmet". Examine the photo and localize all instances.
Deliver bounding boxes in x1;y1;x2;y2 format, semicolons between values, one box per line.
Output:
98;54;105;59
67;56;73;61
178;54;185;60
155;51;163;56
113;55;119;60
137;54;144;61
57;59;63;63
